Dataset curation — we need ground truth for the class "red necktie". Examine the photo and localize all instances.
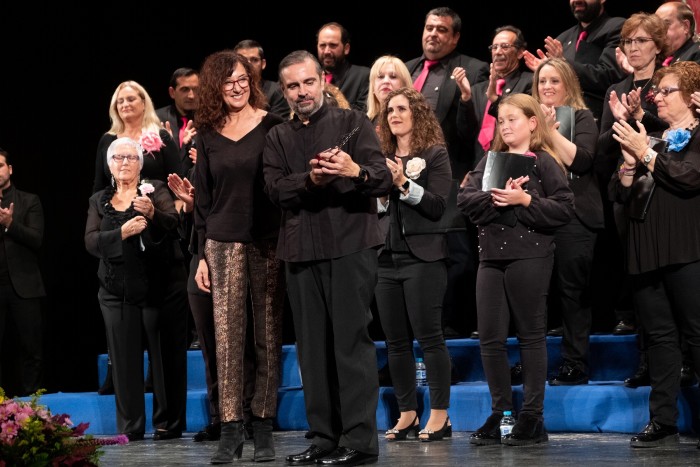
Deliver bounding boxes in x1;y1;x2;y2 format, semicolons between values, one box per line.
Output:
179;116;188;147
575;30;588;51
413;59;439;92
477;78;507;151
662;56;673;67
325;72;333;84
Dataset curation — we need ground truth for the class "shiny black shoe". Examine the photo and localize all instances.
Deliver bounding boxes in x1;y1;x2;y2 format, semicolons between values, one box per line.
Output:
612;320;636;335
385;414;419;441
286;445;334;465
315;447;377;465
547;326;564;337
624;364;650;388
469;412;503;445
549;364;589;386
153;429;182;441
469;331;479;339
630;420;679;447
680;363;698;387
502;413;548;446
510;362;523;386
193;423;221;442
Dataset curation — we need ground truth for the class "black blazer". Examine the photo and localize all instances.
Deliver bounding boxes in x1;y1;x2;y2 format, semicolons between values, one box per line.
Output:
262;79;291;119
668;38;700;64
557;13;626;121
457;69;534;167
156;104;193;174
406;52;489;179
1;185;46;298
379;145;452;262
330;62;371;113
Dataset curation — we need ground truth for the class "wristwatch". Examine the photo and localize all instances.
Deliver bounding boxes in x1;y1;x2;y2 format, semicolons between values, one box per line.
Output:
642;148;657;166
399;179;410;194
352;166;368;183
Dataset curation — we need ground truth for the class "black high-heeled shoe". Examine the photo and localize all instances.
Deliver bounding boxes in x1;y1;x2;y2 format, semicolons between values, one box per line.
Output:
385;414;419;441
419;417;452;442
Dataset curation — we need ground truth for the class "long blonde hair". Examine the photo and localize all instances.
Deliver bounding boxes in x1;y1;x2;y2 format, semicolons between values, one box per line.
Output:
491;93;565;171
107;80;161;135
366;55;413;122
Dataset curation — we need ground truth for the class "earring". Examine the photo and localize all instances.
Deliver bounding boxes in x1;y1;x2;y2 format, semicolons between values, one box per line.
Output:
111;175;115;187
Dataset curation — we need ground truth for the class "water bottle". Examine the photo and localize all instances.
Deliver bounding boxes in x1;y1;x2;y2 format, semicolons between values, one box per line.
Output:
415;358;427;386
500;411;516;440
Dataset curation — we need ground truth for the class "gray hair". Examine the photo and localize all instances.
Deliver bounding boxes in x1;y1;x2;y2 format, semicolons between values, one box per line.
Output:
106;137;144;170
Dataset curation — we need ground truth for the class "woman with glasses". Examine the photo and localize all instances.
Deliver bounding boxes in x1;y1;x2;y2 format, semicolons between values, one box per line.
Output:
597;12;670;391
92;80;189;442
85;137;182;441
610;60;700;448
193;50;286;464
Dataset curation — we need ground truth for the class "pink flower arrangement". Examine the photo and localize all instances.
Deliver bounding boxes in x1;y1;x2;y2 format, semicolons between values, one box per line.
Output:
139;131;164;157
139;179;155;195
0;387;128;466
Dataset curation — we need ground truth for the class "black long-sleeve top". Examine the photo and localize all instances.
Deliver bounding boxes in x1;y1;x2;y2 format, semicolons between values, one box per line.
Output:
194;113;284;253
457;150;574;261
608;128;700;275
262;104;392;262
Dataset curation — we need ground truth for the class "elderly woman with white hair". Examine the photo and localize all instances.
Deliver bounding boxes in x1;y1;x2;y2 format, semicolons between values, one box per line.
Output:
85;137;181;441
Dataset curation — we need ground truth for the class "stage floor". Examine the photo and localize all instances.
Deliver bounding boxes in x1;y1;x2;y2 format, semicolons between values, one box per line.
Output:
98;430;700;466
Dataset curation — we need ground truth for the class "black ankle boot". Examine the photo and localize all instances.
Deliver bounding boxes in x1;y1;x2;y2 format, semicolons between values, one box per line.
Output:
252;418;275;462
502;412;548;446
211;421;245;464
98;362;115;395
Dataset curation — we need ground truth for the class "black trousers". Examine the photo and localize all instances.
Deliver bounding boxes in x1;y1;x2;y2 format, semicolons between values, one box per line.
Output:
476;256;552;419
552;218;598;372
633;260;700;427
442;228;479;335
286;249;379;455
0;284;43;396
98;288;166;435
375;251;451;411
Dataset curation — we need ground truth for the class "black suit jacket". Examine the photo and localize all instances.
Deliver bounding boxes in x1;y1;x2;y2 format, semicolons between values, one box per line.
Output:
406;52;489;179
669;38;700;64
557;13;626;122
262;79;290;119
1;185;46;298
156;104;193;174
329;61;371;113
379;145;452;262
457;69;534;167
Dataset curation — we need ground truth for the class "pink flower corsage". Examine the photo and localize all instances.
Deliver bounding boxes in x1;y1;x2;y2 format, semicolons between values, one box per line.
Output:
139;180;155;195
139;131;164;157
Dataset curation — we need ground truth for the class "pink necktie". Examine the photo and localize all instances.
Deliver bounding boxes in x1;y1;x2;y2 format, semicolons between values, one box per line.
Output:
413;60;439;92
325;72;333;84
477;78;507;151
179;116;188;147
575;30;588;51
662;56;673;67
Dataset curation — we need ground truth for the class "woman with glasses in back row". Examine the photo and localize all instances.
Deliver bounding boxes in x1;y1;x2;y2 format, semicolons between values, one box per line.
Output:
610;60;700;449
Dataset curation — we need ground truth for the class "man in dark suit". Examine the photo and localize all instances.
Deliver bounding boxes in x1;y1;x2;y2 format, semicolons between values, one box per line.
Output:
316;22;370;113
406;6;489;339
523;0;625;124
0;147;46;396
234;39;291;119
156;67;199;174
656;1;700;64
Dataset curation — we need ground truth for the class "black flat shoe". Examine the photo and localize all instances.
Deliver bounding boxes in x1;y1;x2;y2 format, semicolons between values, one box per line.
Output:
194;423;221;442
385;414;419;441
547;326;564;337
418;417;452;442
510;362;523;386
502;413;548;446
630;421;679;447
469;412;503;445
315;447;377;465
125;432;144;442
286;445;334;465
624;364;650;388
549;364;589;386
153;429;182;441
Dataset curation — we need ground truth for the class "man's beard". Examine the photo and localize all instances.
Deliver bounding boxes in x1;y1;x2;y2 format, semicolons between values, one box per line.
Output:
571;0;601;23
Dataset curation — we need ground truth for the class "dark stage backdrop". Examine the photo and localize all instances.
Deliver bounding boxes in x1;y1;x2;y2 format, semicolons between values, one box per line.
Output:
1;1;660;392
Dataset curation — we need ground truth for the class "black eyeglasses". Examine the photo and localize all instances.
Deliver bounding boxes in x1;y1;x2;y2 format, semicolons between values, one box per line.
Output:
620;37;654;47
223;76;250;91
651;86;681;98
487;43;515;51
112;154;140;163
